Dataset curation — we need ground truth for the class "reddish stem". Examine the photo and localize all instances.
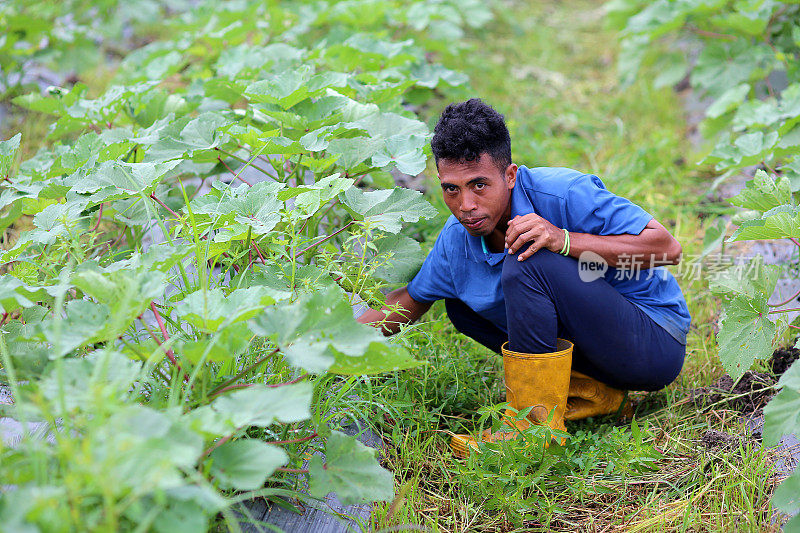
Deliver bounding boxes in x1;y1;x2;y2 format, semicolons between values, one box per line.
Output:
252;242;265;264
209;382;253;398
149;302;190;383
265;373;308;388
217;156;253;187
203;432;235;457
276;467;309;474
768;307;800;314
91;203;104;232
149;194;181;219
769;286;800;307
293;222;353;260
271;433;318;446
210;348;280;396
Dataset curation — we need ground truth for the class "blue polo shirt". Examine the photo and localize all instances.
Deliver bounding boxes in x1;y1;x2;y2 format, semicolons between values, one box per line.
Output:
407;166;691;345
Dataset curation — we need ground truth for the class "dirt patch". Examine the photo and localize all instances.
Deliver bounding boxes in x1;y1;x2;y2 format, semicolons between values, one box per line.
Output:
700;429;743;450
690;371;777;416
769;346;800;376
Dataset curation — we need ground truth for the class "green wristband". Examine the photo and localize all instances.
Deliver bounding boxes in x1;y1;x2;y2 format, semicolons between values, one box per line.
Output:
559;228;570;255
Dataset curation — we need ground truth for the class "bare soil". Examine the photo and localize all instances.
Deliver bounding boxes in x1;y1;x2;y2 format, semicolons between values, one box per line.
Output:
768;345;799;376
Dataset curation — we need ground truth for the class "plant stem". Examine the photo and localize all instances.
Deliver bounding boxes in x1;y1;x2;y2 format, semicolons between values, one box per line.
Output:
91;203;104;232
209;348;280;396
271;433;317;446
768;307;800;314
276;467;309;474
768;286;800;307
292;221;354;260
149;194;180;219
208;382;253;398
217;156;253;186
215;148;274;178
265;373;308;388
147;303;190;383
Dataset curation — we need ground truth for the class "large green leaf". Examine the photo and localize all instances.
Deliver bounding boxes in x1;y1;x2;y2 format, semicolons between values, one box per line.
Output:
728;205;800;241
179;286;282;332
763;359;800;446
245;66;349;109
771;468;800;522
209;440;288;490
72;269;166;339
308;430;393;506
716;294;776;380
211;382;313;428
190;180;285;236
329;341;424;375
0;133;21;179
67;160;181;204
705;83;750;119
369;233;426;283
340;186;437;233
709;255;780;300
250;286;418;373
728;170;792;213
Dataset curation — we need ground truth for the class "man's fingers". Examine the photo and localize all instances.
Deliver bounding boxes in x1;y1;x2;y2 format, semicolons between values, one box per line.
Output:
507;230;537;254
517;241;544;261
505;222;528;247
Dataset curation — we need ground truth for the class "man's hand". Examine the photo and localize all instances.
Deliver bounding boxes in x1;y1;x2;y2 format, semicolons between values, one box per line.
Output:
505;213;566;261
357;286;432;336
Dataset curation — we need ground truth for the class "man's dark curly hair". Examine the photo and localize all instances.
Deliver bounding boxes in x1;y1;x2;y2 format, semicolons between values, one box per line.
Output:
431;98;511;173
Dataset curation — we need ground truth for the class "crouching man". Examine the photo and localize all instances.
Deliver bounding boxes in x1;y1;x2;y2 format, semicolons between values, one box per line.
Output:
358;99;691;457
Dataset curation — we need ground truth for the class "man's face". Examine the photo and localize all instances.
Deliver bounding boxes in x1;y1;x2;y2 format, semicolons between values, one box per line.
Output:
438;153;517;237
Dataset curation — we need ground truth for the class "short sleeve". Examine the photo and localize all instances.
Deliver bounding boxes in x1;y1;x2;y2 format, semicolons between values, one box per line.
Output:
565;175;653;235
406;229;458;303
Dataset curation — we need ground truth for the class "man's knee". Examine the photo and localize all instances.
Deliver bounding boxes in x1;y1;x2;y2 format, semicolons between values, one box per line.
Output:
501;247;565;291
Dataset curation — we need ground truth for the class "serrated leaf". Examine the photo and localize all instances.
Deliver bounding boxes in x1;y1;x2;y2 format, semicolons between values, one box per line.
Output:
0;133;21;179
179;286;281;332
250;287;383;372
762;359;800;447
716;294;776;380
211;382;313;428
709;255;780;299
250;286;417;373
369;233;426;283
72;269;166;337
285;174;352;217
328;341;424;375
308;430;393;505
729;170;792;213
341;186;437;233
190;181;285;236
39;299;111;356
209;440;288;490
245;67;349;109
729;205;800;241
705;83;750;119
67;160;181;203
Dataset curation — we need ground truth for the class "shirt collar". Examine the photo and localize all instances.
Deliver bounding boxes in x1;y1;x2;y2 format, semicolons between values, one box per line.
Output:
466;233;505;265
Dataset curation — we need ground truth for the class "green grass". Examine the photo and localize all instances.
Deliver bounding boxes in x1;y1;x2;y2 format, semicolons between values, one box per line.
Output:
361;1;784;531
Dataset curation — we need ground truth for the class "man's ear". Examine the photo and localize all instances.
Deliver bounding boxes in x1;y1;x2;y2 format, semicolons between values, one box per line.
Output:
505;163;518;190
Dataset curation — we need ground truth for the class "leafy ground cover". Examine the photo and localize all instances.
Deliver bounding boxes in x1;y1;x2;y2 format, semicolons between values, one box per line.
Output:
1;0;797;531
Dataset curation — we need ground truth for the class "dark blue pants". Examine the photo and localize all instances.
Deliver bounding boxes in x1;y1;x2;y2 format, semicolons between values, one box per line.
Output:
445;248;685;391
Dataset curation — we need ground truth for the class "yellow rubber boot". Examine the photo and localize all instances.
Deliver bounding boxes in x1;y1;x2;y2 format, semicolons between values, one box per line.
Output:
451;339;573;459
564;370;632;421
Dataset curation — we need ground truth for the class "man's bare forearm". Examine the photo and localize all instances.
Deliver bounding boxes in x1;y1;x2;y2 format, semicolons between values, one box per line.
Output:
566;219;682;268
357;286;432;336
